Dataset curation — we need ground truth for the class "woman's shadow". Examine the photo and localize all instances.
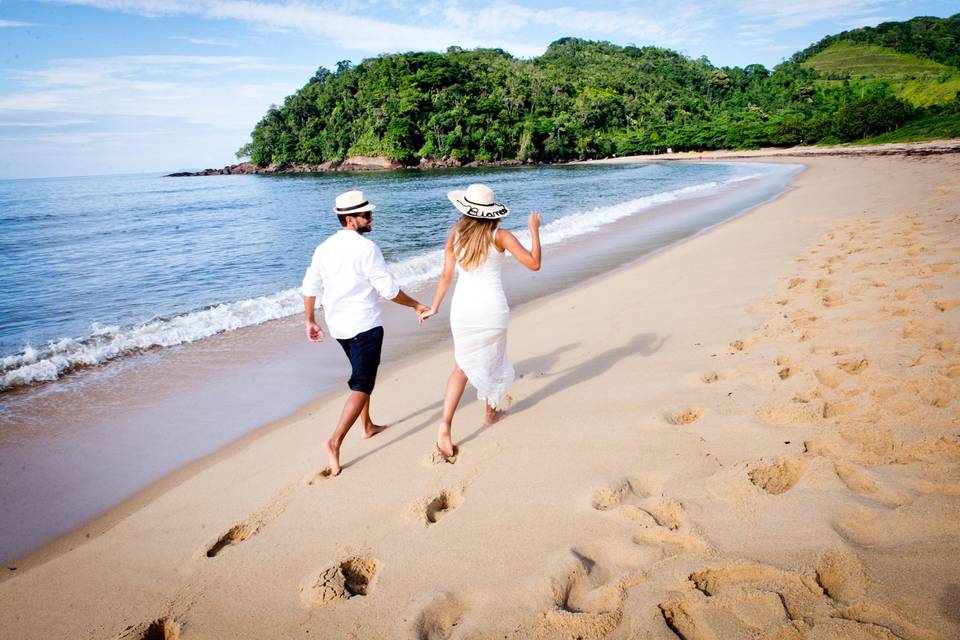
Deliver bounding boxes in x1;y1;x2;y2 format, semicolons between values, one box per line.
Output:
457;333;668;448
510;332;669;414
343;333;667;469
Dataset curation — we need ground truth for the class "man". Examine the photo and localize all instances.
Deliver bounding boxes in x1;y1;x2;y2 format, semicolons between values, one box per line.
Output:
302;190;428;476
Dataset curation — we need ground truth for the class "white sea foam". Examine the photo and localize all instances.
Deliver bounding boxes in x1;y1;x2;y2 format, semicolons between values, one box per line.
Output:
0;170;769;390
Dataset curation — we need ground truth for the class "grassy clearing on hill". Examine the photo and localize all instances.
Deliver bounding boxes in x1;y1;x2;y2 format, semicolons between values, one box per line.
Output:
853;113;960;144
804;42;960;108
803;41;951;77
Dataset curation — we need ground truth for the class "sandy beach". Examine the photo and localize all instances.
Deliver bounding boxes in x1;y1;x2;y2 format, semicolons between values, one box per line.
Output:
2;148;958;639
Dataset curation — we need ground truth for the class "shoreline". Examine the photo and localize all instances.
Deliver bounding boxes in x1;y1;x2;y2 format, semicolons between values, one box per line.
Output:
2;149;958;638
166;139;960;177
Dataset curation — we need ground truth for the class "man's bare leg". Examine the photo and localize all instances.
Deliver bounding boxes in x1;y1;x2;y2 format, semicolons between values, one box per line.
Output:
438;365;468;457
323;391;369;476
360;396;388;439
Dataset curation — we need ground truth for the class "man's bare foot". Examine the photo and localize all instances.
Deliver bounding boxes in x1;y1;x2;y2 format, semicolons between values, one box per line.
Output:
363;423;388;439
437;430;455;458
322;440;342;476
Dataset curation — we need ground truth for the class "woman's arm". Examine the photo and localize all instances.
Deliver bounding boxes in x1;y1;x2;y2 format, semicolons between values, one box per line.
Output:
419;228;457;320
497;211;541;271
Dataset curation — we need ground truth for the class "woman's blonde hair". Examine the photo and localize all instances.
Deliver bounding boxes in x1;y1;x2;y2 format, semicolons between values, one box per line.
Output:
454;215;499;271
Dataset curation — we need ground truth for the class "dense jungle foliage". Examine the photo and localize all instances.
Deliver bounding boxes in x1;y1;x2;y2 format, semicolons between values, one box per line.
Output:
239;14;960;167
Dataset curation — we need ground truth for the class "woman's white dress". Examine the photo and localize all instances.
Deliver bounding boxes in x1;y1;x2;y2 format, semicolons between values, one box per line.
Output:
450;243;515;409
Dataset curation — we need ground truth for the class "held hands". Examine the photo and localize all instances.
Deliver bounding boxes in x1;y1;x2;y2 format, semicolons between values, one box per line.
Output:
415;304;433;326
306;321;324;342
417;306;438;324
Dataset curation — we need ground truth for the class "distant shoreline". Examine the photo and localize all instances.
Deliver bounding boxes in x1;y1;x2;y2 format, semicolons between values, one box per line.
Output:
167;139;960;177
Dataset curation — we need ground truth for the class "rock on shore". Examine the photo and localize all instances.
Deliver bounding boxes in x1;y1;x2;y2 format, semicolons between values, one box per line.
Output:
167;155;526;177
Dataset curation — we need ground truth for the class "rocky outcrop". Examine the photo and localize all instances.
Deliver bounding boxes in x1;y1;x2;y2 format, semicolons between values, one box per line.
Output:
167;155;532;177
168;156;400;177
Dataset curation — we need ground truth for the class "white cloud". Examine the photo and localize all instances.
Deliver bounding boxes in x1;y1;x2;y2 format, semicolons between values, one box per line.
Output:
0;19;39;27
732;0;885;29
42;0;545;57
0;118;96;127
0;55;303;130
0;130;169;145
41;0;719;57
170;35;240;47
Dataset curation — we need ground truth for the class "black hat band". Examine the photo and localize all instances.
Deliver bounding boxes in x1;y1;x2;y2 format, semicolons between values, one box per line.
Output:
336;200;370;212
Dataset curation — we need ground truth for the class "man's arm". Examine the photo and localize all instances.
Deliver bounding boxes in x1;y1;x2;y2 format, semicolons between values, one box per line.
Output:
363;242;429;320
390;289;428;314
303;295;324;342
302;247;325;341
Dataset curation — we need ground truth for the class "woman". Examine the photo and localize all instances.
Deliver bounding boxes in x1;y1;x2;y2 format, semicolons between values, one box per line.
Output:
419;183;542;458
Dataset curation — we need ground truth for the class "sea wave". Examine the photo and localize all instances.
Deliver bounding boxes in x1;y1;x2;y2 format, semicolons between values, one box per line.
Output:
0;170;765;391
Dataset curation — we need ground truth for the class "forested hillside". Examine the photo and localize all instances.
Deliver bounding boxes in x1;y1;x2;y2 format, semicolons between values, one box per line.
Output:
240;14;960;168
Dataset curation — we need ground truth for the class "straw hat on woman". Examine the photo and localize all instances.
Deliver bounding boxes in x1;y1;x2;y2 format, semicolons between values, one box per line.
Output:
418;184;542;458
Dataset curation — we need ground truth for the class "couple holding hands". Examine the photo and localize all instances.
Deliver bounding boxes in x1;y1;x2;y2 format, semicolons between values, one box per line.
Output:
302;184;542;475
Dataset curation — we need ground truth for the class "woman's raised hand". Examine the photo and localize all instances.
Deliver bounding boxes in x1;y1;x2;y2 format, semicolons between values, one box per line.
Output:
528;210;541;233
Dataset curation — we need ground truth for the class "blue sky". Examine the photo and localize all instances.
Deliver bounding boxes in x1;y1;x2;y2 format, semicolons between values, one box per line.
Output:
1;0;957;178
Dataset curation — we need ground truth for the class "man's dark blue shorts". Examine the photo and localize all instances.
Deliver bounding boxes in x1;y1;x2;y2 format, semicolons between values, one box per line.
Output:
336;326;384;394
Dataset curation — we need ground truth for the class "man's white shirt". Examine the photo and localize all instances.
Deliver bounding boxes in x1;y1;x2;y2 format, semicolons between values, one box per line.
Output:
302;229;400;340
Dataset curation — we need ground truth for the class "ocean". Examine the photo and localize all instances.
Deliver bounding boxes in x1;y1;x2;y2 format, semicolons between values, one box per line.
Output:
0;160;801;563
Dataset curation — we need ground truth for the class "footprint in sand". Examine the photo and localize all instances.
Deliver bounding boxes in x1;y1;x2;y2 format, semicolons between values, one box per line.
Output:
591;478;644;511
836;358;869;374
774;356;795;380
747;456;805;495
307;468;334;485
664;409;703;426
820;292;844;307
934;299;960;312
530;553;625;640
628;497;713;558
832;497;960;551
423;445;460;466
814;367;844;389
659;558;935;640
412;487;464;526
934;340;954;353
591;479;699;542
786;277;806;290
119;617;182;640
204;487;291;558
412;593;465;640
833;462;914;508
299;555;382;608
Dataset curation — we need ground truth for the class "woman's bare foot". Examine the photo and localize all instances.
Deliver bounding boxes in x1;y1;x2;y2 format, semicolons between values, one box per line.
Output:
363;422;388;439
322;439;342;476
437;425;455;458
484;405;506;426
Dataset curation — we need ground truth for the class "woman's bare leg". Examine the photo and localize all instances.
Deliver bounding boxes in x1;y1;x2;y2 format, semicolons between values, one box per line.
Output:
438;365;468;457
484;402;505;426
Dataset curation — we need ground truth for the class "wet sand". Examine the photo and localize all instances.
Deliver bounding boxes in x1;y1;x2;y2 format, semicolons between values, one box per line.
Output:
1;147;959;639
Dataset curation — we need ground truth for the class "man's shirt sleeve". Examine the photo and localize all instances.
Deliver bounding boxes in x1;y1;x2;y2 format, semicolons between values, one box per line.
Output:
364;242;400;300
302;246;324;297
